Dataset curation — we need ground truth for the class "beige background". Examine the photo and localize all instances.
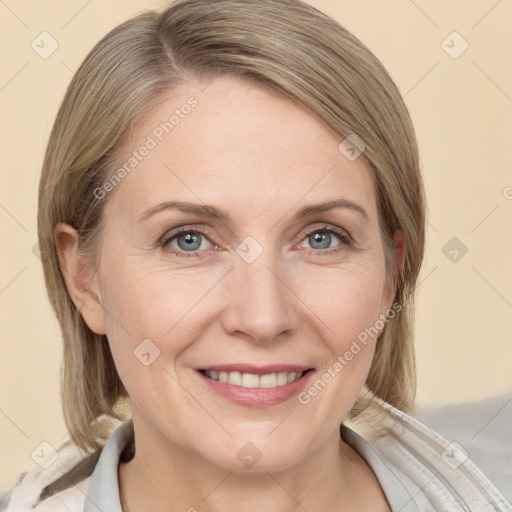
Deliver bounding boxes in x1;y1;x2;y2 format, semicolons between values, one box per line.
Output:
1;0;511;489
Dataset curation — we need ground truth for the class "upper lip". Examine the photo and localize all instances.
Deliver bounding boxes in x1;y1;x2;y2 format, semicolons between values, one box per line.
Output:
198;364;314;375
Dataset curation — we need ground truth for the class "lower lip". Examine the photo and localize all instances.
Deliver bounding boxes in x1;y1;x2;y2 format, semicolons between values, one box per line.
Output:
196;370;315;407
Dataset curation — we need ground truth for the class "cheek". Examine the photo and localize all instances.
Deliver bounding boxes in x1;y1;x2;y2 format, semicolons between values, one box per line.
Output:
98;258;221;367
291;267;386;424
299;262;386;341
296;264;386;393
97;267;201;417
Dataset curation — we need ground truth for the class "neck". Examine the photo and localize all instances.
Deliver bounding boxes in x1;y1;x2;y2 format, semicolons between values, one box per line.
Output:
118;412;390;512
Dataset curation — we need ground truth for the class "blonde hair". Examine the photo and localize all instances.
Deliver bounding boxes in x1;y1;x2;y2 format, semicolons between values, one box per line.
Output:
38;0;426;455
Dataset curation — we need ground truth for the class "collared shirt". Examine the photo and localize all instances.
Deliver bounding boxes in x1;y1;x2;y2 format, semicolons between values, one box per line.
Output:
3;398;512;511
81;419;422;512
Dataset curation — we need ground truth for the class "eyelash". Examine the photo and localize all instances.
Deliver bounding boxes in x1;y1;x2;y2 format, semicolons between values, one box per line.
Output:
158;224;352;258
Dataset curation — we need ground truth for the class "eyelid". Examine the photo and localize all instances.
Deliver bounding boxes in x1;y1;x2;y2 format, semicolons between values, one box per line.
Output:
159;222;353;255
296;223;352;244
159;225;213;247
158;222;353;244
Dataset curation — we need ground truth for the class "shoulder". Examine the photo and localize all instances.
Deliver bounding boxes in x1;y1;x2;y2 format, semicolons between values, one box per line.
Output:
417;391;512;502
345;397;512;511
0;418;125;512
1;440;92;512
1;473;91;512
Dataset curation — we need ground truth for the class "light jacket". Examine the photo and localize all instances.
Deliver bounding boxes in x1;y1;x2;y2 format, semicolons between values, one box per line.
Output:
2;398;511;511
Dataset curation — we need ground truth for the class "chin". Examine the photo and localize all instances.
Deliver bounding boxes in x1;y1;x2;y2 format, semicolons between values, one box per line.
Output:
198;435;310;474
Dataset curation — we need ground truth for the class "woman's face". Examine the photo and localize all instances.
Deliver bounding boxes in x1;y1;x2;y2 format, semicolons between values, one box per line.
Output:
73;75;401;472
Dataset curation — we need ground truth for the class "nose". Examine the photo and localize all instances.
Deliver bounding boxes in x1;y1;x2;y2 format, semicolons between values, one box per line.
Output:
220;250;299;345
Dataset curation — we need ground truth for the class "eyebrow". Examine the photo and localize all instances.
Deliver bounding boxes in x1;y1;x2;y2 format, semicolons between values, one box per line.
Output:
136;199;369;224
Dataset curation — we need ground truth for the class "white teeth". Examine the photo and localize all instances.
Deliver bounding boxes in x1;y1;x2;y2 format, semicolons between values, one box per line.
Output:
204;370;305;388
277;372;288;386
241;373;260;388
227;371;242;386
259;373;277;388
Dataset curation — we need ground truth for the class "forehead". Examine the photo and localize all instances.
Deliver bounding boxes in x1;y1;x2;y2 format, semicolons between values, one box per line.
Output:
104;76;378;224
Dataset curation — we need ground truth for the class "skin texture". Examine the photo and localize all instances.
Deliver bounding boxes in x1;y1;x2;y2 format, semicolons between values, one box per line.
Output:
55;75;404;511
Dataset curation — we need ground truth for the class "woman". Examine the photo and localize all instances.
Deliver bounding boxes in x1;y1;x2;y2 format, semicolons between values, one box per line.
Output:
2;0;510;510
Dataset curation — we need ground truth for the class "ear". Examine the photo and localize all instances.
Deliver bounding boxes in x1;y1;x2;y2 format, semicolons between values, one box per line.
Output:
382;228;406;310
54;222;106;335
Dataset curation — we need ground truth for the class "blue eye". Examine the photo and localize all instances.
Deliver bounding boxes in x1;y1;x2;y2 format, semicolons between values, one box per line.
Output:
161;227;212;256
159;224;352;258
299;225;351;254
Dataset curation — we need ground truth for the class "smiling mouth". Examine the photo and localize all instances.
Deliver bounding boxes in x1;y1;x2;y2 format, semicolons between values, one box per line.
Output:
199;369;314;389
